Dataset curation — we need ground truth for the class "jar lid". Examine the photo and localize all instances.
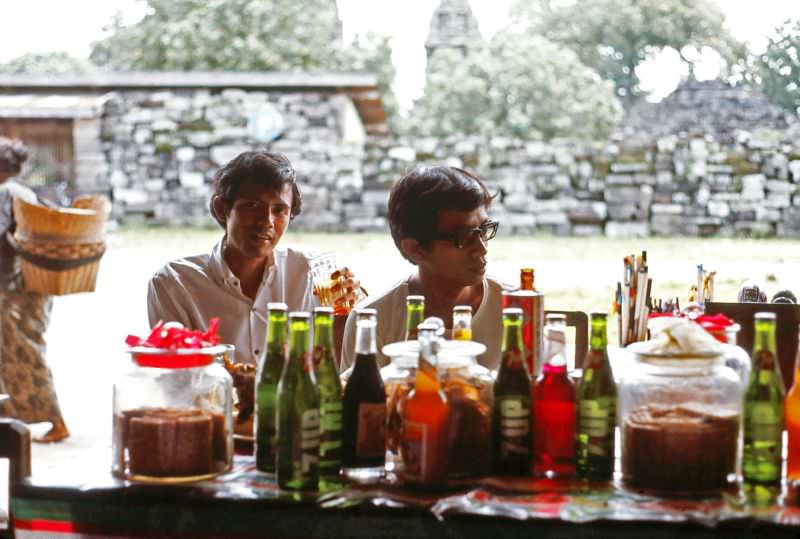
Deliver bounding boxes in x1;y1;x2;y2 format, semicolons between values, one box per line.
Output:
128;344;234;369
626;341;722;366
381;339;486;361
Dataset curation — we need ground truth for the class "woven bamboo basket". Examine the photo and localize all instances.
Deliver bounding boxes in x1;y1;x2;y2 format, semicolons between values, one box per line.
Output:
12;194;112;295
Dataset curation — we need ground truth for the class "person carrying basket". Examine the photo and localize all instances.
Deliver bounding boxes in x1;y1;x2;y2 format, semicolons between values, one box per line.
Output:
0;136;69;443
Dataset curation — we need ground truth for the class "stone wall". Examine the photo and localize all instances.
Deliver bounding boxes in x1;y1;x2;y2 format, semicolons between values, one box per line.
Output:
358;128;800;238
96;86;800;237
100;88;363;227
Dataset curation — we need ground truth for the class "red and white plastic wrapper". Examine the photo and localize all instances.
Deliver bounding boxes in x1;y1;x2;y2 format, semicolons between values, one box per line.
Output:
124;318;222;368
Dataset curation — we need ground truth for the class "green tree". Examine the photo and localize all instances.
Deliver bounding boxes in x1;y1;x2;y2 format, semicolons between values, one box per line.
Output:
513;0;745;101
90;0;398;129
335;33;400;133
410;37;622;141
90;0;342;70
0;52;92;75
487;34;622;140
753;19;800;114
407;48;494;136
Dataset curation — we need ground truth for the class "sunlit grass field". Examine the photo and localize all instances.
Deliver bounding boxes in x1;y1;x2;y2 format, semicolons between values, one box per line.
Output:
110;226;800;344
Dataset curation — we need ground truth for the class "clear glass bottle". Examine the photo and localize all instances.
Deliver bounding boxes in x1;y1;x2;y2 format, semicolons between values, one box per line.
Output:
452;305;473;341
342;316;386;480
705;321;751;392
619;347;741;494
112;345;233;482
339;308;377;387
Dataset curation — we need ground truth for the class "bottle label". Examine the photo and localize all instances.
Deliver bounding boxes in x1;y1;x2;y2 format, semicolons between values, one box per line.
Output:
498;398;530;458
749;402;782;442
320;401;342;460
577;398;614;457
401;420;427;480
503;349;524;369
356;402;387;458
313;346;324;368
299;409;320;474
301;351;314;373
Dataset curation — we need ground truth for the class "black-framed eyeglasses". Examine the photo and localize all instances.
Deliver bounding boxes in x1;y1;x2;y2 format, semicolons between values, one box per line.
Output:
430;219;499;249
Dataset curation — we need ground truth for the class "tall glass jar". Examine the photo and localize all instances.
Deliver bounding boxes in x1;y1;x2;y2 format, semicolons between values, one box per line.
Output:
381;339;492;478
618;349;741;495
112;345;234;482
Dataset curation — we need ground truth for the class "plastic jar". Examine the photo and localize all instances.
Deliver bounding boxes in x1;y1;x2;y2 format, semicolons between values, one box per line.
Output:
381;339;492;478
618;349;741;494
112;345;234;482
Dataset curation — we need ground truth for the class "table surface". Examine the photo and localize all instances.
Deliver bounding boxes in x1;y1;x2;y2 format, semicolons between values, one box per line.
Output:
11;455;800;539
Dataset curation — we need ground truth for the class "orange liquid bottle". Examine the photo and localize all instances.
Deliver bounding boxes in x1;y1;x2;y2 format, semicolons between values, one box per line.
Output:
520;268;536;291
786;326;800;481
401;323;449;488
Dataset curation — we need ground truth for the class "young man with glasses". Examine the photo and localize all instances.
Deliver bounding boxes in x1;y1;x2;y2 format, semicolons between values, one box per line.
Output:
340;165;511;370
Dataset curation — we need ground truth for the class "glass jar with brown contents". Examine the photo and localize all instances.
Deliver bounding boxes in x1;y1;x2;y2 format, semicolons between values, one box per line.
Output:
620;336;741;495
382;340;492;479
112;344;234;483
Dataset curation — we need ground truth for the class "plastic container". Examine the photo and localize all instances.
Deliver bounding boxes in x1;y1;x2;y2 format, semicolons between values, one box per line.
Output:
618;346;741;495
381;339;492;478
112;345;234;482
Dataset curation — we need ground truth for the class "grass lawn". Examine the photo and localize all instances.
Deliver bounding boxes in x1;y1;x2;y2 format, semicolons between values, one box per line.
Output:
109;226;800;342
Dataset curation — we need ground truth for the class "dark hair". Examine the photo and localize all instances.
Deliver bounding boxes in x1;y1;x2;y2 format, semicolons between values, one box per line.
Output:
772;289;797;304
209;150;302;227
387;166;494;262
0;137;29;175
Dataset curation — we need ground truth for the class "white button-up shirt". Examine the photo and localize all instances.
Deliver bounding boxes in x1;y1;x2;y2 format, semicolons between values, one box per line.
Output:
147;240;318;365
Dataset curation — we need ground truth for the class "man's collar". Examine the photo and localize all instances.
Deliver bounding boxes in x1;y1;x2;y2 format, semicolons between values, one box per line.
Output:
211;237;285;287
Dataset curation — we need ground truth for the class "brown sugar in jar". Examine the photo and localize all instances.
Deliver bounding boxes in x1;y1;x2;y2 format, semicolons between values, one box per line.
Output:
117;408;228;478
622;403;739;493
112;344;234;481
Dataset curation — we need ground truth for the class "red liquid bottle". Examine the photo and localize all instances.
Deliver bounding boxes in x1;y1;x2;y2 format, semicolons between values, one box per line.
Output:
533;313;576;477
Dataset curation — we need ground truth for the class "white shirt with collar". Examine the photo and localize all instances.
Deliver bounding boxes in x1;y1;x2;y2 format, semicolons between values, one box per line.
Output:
147;240;318;365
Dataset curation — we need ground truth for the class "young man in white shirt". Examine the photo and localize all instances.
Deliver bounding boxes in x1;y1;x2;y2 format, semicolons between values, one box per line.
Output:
340;166;511;371
148;150;360;365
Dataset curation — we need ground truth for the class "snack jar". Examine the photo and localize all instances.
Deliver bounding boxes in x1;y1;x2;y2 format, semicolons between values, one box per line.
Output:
112;345;234;482
618;347;741;495
381;339;493;478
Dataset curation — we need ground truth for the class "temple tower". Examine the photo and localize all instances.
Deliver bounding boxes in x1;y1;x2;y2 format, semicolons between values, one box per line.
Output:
424;0;482;63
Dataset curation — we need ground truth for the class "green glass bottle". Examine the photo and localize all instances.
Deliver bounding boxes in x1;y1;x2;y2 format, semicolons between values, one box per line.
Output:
492;307;532;475
276;312;320;491
575;312;617;481
743;312;785;486
256;302;288;474
405;295;425;340
313;307;343;483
